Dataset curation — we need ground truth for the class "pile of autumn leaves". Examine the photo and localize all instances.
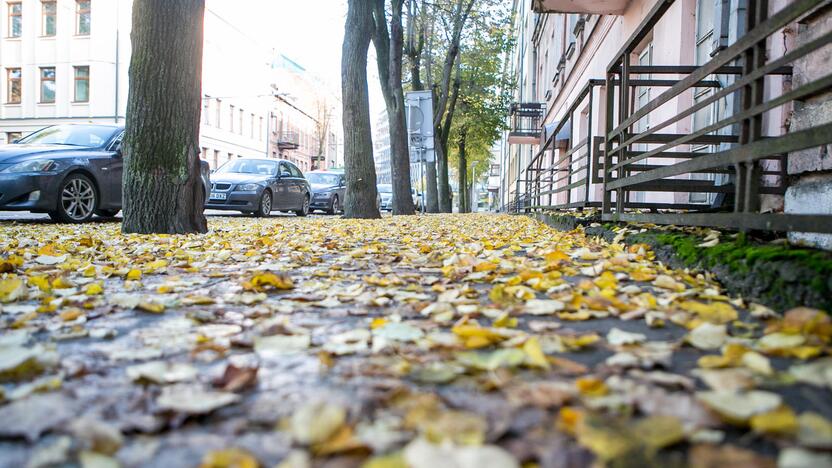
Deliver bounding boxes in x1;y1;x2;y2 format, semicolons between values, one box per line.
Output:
0;215;831;467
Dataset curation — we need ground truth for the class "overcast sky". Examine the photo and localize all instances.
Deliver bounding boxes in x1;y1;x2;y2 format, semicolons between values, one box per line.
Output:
206;0;386;120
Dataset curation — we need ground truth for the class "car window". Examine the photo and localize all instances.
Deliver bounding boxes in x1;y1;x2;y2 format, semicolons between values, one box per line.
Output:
216;159;278;175
18;124;119;147
279;163;290;176
289;164;303;178
307;173;340;186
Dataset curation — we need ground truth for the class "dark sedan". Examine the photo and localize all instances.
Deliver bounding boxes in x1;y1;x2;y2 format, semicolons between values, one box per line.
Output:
307;170;345;215
0;124;210;223
205;158;310;217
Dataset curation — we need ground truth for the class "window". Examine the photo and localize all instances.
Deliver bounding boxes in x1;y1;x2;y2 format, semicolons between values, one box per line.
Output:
40;67;56;103
250;113;255;138
76;0;90;35
42;1;56;36
238;108;243;135
215;99;221;128
6;131;21;143
203;98;210;125
8;2;21;37
6;68;21;103
73;66;89;102
289;163;302;178
229;105;235;132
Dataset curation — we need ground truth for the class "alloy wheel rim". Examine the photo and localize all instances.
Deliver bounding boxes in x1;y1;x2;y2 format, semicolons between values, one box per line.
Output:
303;196;309;214
61;178;95;221
262;193;272;214
333;196;339;212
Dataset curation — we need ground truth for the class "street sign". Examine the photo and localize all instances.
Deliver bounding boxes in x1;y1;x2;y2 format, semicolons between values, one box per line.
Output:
405;90;435;163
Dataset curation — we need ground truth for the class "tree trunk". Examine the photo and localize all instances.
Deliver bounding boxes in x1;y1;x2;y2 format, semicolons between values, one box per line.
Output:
373;0;415;216
437;68;461;213
122;0;207;235
342;0;380;219
457;132;467;213
421;14;439;213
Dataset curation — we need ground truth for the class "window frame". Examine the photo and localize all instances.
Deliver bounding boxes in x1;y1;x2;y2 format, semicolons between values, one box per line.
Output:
73;65;90;102
8;2;22;38
75;0;90;36
6;67;21;104
39;66;56;104
41;0;56;36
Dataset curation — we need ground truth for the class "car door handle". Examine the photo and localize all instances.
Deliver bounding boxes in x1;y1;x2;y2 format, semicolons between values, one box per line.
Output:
102;167;109;171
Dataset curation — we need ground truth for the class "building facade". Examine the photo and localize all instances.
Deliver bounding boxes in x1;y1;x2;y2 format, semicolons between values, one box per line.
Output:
269;55;341;173
373;109;391;184
500;0;832;248
0;0;270;168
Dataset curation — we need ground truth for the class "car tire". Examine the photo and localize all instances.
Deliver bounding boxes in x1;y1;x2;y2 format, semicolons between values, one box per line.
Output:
95;209;120;218
51;173;98;223
326;195;339;215
255;190;272;218
296;194;310;217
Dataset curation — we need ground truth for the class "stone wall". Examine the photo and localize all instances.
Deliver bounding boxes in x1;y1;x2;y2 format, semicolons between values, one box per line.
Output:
786;5;832;250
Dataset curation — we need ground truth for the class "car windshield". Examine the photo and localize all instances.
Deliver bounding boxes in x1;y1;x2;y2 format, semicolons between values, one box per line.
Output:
216;159;278;176
17;125;118;148
307;173;340;185
378;184;392;193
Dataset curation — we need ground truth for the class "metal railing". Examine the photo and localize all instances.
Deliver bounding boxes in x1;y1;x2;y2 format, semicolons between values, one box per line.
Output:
597;0;832;233
509;103;545;138
276;131;300;150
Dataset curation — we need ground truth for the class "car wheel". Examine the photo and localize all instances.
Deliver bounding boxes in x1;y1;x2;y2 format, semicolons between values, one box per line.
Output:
53;174;97;223
95;209;120;218
327;195;339;215
255;190;272;217
296;194;310;217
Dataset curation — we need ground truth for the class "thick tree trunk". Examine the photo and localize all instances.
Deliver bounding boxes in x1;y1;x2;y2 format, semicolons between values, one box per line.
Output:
437;70;461;213
342;0;380;219
122;0;207;235
424;157;439;212
373;0;415;216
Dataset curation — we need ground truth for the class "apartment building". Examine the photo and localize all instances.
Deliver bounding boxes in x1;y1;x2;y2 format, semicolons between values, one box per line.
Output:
374;109;392;184
501;0;832;248
0;0;269;168
269;54;341;173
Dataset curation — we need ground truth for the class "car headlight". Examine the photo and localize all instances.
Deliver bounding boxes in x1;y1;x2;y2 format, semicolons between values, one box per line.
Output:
2;160;56;173
236;183;261;191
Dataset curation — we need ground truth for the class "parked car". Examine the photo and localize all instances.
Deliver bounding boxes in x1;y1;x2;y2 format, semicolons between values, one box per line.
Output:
0;124;210;223
206;158;310;217
378;184;393;211
307;170;345;215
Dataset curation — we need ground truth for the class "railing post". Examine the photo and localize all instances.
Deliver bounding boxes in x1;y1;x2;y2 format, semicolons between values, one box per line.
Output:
603;72;616;215
616;53;631;213
585;85;594;208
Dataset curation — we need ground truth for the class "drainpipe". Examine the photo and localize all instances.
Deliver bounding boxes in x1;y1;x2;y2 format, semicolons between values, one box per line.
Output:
114;0;120;123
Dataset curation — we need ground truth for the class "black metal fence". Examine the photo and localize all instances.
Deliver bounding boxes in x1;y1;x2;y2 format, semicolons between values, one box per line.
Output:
513;0;832;235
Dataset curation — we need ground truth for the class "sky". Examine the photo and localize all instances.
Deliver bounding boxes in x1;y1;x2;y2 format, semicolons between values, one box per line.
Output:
205;0;386;121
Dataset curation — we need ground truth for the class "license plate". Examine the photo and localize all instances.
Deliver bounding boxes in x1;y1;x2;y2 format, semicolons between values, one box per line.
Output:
210;192;226;200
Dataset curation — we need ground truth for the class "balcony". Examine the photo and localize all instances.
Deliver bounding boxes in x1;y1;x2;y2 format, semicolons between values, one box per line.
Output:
508;102;545;145
276;131;299;150
532;0;631;14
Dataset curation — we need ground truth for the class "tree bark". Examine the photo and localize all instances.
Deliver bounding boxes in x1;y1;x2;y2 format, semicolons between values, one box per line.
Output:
433;0;474;212
373;0;415;216
437;65;461;212
421;7;439;213
457;130;468;213
342;0;381;219
122;0;207;235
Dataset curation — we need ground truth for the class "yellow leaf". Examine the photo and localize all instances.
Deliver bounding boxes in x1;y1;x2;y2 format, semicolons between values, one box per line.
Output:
750;406;798;436
522;337;550;370
576;377;608;397
81;265;97;277
59;308;83;321
199;448;259;468
0;277;26;303
652;274;686;291
593;271;618;290
84;283;103;295
126;269;142;281
680;301;738;324
137;301;165;313
246;272;294;291
556;407;584;435
28;275;51;293
371;318;388;329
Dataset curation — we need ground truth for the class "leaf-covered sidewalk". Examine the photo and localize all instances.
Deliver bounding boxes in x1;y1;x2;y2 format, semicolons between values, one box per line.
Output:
1;214;830;467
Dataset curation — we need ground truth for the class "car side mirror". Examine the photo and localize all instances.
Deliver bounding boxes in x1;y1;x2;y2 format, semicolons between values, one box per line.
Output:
114;147;123;158
280;171;291;178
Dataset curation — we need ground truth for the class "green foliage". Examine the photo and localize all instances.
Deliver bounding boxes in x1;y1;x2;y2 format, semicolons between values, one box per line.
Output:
446;2;514;187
